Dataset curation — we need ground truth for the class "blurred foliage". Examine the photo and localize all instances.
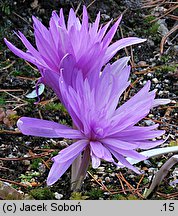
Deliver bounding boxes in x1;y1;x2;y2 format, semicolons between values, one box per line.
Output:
70;192;88;200
29;187;55;200
86;188;104;199
0;0;13;15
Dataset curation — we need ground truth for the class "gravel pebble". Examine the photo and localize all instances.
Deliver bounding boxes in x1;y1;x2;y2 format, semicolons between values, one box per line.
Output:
152;78;159;84
105;177;111;183
54;192;63;200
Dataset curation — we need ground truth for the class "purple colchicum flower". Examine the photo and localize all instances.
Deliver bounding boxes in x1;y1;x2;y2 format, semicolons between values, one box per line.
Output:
4;6;146;100
17;57;167;186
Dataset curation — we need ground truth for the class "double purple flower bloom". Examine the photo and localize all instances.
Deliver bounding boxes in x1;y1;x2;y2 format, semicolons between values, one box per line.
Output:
17;57;166;185
5;6;169;186
5;6;145;100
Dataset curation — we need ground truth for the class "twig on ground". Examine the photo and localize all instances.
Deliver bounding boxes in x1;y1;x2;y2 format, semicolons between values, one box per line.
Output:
0;130;21;135
136;174;145;190
0;177;28;188
0;89;24;92
123;78;142;101
1;60;15;70
116;174;127;195
25;61;38;71
12;12;33;28
118;172;144;199
0;152;52;161
160;24;178;54
150;5;178;23
87;171;112;194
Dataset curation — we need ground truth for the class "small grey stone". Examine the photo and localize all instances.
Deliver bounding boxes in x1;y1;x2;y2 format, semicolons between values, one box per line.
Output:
147;73;153;78
144;160;152;167
101;14;110;21
144;120;155;126
164;79;170;84
173;45;178;53
58;141;68;148
152;78;159;84
157;162;163;167
97;167;105;172
105;177;111;183
25;141;31;146
137;61;147;67
142;80;147;85
22;160;31;166
147;39;155;47
54;192;63;200
157;19;169;36
38;164;46;174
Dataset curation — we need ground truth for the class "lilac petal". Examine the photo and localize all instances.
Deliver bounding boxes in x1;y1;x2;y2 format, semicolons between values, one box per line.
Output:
90;141;105;158
58;26;74;56
110;149;141;174
48;141;88;184
67;8;81;31
102;138;139;150
95;69;115;110
114;124;159;136
41;69;62;100
114;80;151;116
81;6;89;30
110;56;130;75
113;127;165;141
133;139;165;150
108;144;147;160
103;15;122;48
47;156;75;185
32;16;60;68
32;15;49;38
53;140;88;163
59;54;77;87
110;65;131;100
33;27;59;71
59;8;66;29
77;42;103;77
104;37;146;64
49;11;61;50
17;117;84;139
89;11;100;37
91;153;101;169
117;149;147;160
4;38;43;68
109;81;155;134
98;20;112;41
152;99;171;108
17;31;44;64
58;74;84;130
102;146;115;162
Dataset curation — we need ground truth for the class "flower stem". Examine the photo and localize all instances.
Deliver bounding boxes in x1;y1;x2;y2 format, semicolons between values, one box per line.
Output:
71;147;90;191
71;154;82;187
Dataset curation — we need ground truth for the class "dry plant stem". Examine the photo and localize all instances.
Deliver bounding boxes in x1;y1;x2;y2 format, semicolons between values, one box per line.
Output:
71;154;82;188
0;177;28;188
71;122;82;189
71;122;89;191
160;24;178;54
71;147;90;191
145;155;178;199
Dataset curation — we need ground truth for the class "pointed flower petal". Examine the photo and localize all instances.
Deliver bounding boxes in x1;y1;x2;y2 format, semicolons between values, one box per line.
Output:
47;157;75;185
53;140;88;163
17;117;84;139
152;99;171;108
104;37;146;64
